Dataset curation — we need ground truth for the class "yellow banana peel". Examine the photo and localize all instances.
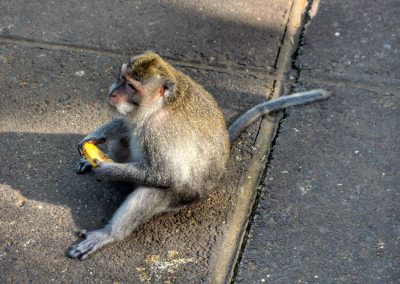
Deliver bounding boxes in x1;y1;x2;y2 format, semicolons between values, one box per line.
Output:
82;142;113;167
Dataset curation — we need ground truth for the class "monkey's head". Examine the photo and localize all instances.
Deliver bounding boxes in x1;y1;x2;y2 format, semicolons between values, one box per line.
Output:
108;52;177;115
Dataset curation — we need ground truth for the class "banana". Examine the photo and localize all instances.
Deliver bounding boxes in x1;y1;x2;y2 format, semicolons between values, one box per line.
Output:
82;142;113;167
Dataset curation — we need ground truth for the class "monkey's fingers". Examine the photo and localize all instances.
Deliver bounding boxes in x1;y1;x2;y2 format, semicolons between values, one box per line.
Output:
77;144;84;157
81;143;113;167
77;142;91;157
75;158;93;174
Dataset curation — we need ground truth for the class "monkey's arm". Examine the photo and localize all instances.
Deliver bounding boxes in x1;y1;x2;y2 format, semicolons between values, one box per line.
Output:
94;162;171;188
78;118;131;152
228;89;331;142
76;118;132;174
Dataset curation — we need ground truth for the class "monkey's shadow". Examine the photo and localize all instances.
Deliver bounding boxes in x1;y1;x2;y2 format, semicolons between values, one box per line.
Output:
0;132;135;230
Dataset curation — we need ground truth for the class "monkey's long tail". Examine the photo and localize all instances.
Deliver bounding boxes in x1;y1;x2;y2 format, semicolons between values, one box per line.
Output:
228;89;332;143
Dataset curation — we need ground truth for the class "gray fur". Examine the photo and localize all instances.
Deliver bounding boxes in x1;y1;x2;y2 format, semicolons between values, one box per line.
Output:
228;89;332;142
70;55;228;259
69;187;171;260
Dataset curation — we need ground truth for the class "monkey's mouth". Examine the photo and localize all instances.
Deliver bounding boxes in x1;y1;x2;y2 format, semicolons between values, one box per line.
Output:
114;102;135;115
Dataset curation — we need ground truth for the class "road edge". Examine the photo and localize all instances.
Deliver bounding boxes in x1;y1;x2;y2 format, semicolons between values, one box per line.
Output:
209;1;311;283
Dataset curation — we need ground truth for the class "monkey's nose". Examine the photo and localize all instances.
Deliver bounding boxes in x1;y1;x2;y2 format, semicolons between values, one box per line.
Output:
108;83;121;97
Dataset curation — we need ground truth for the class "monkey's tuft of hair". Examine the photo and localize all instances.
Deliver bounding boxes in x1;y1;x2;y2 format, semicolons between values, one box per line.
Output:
129;52;176;83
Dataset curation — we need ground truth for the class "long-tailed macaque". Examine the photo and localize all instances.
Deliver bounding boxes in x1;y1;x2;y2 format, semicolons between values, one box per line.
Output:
69;51;331;259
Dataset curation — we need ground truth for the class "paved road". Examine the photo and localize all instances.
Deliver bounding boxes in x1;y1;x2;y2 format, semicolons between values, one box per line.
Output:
0;0;295;283
237;0;400;283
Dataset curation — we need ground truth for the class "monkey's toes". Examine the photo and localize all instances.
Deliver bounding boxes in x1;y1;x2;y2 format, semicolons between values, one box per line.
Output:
68;237;99;260
75;158;93;174
68;229;113;260
77;229;88;238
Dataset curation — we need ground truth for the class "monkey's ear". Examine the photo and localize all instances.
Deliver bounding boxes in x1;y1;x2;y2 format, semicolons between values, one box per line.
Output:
163;80;176;98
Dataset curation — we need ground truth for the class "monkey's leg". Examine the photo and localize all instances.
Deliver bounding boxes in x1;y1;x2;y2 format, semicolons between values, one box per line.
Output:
68;186;171;260
77;118;130;152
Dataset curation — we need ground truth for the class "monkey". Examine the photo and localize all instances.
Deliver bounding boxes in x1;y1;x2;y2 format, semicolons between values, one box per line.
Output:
68;51;331;260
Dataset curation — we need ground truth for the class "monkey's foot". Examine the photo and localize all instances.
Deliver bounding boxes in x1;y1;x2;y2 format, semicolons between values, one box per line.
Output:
75;158;93;174
68;228;114;260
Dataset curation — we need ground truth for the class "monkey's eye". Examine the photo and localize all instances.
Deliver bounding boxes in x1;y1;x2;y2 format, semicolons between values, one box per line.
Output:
127;83;136;91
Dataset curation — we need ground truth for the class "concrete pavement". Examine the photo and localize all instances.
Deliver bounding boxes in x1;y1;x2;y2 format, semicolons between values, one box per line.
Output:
236;0;400;283
0;0;298;283
1;0;398;283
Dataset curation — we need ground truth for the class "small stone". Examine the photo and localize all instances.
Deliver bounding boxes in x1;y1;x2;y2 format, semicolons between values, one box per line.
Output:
15;198;26;208
267;217;276;226
168;250;179;259
59;94;71;103
75;70;85;77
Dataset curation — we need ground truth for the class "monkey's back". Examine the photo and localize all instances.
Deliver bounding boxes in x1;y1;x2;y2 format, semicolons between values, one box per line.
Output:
145;73;229;198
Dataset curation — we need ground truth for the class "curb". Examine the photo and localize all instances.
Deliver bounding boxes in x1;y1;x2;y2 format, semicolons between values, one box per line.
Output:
209;1;311;283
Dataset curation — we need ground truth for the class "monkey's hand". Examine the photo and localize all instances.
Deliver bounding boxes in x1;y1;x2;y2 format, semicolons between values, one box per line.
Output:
75;136;106;174
75;158;93;174
77;135;106;157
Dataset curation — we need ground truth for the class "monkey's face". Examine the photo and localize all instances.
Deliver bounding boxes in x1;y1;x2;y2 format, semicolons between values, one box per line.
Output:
108;54;173;115
108;70;140;115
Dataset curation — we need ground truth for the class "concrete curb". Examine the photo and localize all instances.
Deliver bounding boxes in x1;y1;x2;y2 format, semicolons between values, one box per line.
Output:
209;1;311;282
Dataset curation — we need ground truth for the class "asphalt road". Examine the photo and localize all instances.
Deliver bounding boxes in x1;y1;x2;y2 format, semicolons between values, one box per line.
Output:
236;0;400;283
2;0;398;283
0;0;294;283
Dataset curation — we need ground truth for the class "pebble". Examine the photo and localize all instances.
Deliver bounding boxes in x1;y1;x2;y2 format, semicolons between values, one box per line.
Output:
75;70;85;77
59;94;71;103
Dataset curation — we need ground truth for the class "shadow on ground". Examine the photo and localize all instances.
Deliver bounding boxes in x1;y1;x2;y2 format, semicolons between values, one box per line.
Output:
0;114;260;282
0;132;129;229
